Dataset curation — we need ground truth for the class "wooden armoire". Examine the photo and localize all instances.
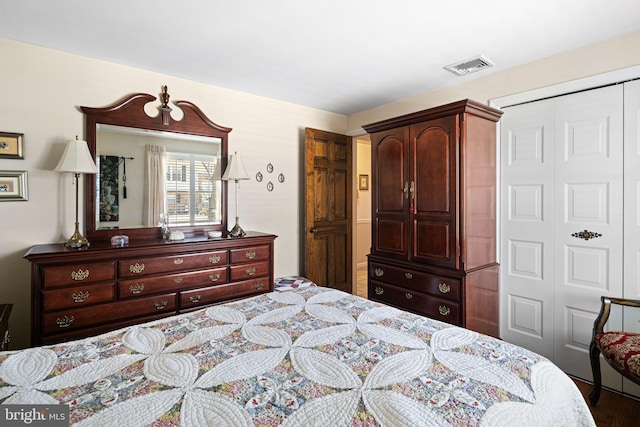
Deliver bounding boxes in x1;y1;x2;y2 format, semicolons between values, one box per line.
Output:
363;99;503;337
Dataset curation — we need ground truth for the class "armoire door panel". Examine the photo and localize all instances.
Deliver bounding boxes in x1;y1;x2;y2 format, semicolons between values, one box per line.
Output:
413;220;453;266
374;218;406;256
411;117;456;214
374;130;408;213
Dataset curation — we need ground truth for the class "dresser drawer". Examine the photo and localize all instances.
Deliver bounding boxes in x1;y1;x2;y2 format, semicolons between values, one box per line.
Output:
230;245;270;264
42;293;177;335
118;267;228;298
369;262;460;301
42;262;116;288
42;283;115;312
180;277;269;309
369;281;461;325
119;250;228;278
229;261;269;281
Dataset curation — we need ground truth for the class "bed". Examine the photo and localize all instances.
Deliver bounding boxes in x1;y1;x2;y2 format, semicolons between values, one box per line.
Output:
0;286;595;426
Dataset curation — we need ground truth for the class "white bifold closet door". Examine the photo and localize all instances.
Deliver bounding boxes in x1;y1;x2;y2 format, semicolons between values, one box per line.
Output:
500;83;626;384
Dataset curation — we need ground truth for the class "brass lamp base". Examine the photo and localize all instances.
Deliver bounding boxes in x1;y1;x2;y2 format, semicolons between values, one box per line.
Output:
65;223;90;249
228;217;246;237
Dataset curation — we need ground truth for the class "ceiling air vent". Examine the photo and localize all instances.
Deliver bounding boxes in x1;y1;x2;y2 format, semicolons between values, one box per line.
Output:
444;55;495;76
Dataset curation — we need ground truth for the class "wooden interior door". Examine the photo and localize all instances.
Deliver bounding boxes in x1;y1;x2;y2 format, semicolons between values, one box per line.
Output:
304;128;352;292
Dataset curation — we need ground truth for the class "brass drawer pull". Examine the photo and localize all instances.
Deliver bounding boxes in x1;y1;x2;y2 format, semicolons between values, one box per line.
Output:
375;286;384;295
71;269;90;281
189;295;201;303
129;263;145;274
154;300;168;310
438;305;451;316
209;273;221;282
255;282;264;290
405;293;413;299
245;251;256;260
174;277;184;284
71;291;89;303
374;268;384;277
209;255;221;264
246;267;256;276
173;258;184;265
129;283;145;294
438;282;451;294
405;272;413;279
56;316;75;328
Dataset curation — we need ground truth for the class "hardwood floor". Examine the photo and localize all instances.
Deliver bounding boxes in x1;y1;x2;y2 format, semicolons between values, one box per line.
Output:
356;267;640;425
572;378;640;426
356;266;367;298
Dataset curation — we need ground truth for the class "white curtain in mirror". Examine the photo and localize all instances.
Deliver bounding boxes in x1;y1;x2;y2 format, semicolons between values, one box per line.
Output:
144;144;167;227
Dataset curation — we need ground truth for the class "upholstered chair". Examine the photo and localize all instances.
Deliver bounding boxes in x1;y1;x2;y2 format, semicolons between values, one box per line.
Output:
589;296;640;406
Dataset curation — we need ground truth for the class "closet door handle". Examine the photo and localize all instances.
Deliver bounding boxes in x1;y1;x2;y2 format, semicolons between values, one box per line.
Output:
404;182;409;199
571;229;602;241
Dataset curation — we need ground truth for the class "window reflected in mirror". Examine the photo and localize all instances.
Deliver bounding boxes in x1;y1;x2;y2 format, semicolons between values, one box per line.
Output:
95;124;222;230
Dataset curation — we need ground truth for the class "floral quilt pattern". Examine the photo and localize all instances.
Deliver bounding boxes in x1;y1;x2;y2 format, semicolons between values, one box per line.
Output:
0;287;595;426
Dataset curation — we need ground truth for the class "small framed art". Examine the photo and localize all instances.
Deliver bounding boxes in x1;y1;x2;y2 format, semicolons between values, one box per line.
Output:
0;170;28;201
0;132;24;159
359;174;369;191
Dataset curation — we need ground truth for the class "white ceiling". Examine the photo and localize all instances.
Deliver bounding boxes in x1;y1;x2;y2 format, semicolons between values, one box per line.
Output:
1;0;639;115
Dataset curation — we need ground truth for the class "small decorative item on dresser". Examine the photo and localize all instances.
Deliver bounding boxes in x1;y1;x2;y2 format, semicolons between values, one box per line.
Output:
0;132;24;159
110;235;129;247
0;304;12;351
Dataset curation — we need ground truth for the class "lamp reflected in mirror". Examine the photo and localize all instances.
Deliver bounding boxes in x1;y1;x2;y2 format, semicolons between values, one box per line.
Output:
221;152;250;237
54;137;98;248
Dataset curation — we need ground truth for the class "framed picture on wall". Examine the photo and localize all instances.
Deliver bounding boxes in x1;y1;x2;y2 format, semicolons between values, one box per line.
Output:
0;132;24;159
0;170;28;201
359;174;369;191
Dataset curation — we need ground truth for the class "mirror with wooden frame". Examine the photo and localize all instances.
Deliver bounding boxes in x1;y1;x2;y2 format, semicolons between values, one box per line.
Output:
82;86;230;242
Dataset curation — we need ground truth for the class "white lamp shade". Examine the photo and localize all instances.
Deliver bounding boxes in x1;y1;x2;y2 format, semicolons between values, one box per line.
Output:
221;152;250;181
54;138;98;174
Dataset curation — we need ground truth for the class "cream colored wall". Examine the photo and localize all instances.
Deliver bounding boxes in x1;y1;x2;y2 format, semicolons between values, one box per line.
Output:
348;31;640;133
0;38;346;349
355;140;371;267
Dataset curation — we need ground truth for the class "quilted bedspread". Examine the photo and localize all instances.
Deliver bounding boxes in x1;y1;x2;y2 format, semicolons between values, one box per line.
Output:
0;287;595;426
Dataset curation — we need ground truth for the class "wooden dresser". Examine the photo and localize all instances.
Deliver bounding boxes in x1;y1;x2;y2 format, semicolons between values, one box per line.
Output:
25;231;276;346
363;99;502;337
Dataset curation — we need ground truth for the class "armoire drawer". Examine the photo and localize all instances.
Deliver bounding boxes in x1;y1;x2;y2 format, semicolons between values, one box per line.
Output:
180;277;269;309
119;250;228;278
369;262;461;302
369;281;461;326
230;245;270;264
41;293;177;335
42;282;115;312
229;261;269;281
118;267;228;299
42;261;115;288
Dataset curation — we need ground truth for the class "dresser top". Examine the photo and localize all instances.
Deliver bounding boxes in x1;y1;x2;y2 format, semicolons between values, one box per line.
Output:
24;231;277;260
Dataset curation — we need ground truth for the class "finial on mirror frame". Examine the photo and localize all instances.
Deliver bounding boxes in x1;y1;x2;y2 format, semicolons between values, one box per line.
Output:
160;85;172;125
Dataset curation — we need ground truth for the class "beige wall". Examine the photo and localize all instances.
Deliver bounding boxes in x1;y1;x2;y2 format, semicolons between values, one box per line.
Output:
0;38;346;349
355;140;371;267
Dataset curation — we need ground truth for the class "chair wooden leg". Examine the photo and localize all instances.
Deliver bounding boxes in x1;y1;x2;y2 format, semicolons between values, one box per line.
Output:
589;341;602;406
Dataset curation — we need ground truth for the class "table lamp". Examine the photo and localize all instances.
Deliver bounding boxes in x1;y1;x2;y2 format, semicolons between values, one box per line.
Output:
54;137;98;248
221;152;250;237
